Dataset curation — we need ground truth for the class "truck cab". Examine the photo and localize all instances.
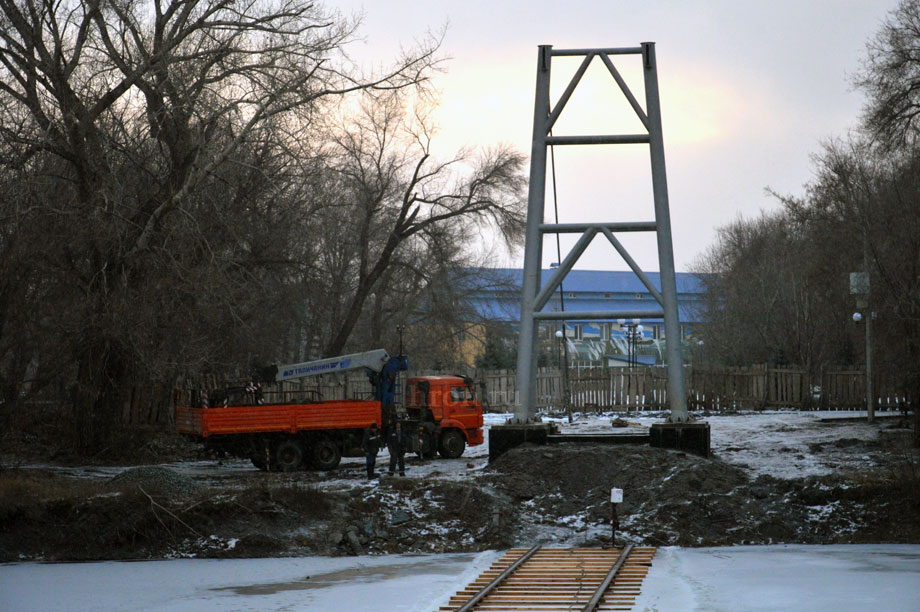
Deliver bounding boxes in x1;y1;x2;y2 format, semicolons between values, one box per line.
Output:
404;375;484;458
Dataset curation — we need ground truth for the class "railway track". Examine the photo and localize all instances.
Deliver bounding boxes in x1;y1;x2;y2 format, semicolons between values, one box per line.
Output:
438;545;656;612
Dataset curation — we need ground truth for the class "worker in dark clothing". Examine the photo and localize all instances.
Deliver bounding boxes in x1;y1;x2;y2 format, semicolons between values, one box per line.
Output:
387;420;407;476
362;423;382;479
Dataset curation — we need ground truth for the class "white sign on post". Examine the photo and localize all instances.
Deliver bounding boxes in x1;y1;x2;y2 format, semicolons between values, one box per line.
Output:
610;487;623;503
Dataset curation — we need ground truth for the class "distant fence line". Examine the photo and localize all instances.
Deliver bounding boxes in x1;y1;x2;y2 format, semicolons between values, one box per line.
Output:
125;363;910;427
478;365;914;413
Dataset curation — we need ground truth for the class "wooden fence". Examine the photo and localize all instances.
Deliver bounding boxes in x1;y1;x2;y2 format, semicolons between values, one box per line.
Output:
148;363;911;426
477;365;914;413
479;367;672;412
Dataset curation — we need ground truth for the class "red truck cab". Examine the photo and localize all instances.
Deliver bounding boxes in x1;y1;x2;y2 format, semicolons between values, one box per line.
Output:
404;375;484;458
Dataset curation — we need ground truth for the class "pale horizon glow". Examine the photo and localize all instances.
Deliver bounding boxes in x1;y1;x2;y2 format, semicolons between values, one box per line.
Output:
332;0;901;272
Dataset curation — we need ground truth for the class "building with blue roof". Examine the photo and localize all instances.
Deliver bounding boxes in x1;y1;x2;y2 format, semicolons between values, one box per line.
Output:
464;268;707;366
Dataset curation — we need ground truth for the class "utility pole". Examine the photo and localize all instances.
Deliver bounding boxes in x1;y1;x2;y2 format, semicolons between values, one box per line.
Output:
850;267;873;424
865;298;873;423
556;328;572;423
864;237;874;424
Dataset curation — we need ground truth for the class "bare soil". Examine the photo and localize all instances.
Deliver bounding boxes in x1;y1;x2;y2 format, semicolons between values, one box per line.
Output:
1;417;919;562
485;442;920;547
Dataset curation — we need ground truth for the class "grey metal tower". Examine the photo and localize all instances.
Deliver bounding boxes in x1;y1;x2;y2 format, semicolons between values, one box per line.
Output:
514;43;689;424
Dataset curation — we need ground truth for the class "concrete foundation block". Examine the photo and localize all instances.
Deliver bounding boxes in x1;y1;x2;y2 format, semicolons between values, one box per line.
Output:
649;422;711;457
488;423;557;462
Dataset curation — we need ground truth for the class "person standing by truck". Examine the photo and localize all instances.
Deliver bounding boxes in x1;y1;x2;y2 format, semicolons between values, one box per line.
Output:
362;423;382;479
387;420;407;476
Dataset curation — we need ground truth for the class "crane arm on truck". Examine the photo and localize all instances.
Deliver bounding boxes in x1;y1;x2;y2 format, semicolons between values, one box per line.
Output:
265;349;391;383
258;349;409;408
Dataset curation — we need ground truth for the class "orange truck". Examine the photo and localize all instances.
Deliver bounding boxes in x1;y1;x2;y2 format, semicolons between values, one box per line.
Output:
404;375;485;459
176;350;484;471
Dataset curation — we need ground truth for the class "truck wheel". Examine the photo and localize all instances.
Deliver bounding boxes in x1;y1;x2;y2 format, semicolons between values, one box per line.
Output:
313;437;341;470
274;440;304;472
438;430;466;459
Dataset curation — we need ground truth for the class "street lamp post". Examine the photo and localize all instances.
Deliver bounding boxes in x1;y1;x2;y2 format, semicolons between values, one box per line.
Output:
555;328;572;423
633;324;644;367
617;318;642;368
850;271;873;423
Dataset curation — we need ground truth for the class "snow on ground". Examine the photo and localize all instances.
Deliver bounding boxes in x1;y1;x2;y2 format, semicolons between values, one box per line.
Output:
16;410;899;483
547;409;904;479
635;544;920;612
2;545;918;611
466;408;901;481
700;411;905;479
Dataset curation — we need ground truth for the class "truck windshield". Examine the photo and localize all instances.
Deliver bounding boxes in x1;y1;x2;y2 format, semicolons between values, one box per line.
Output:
450;386;473;401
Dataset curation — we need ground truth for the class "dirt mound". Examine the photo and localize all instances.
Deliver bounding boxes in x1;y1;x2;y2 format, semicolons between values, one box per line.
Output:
0;467;508;562
484;443;920;547
488;444;747;506
311;476;509;557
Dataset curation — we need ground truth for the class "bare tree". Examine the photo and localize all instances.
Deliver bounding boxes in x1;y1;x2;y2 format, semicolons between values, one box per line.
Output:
0;0;440;451
695;1;920;442
691;209;849;372
307;91;527;358
857;0;920;147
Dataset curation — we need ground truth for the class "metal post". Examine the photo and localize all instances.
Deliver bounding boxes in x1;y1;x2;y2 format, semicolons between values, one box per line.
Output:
609;487;623;548
631;327;636;368
866;300;873;423
561;329;571;422
642;42;688;422
632;325;639;369
610;503;618;545
514;45;552;423
625;326;630;368
863;237;874;424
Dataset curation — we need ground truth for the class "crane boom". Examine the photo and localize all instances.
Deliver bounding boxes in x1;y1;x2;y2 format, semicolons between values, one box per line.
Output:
273;349;391;383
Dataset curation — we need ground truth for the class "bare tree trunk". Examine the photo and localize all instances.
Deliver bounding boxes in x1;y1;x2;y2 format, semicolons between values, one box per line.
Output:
71;341;127;453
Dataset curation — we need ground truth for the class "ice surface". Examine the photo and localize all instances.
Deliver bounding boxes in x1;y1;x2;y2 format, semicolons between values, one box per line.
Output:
2;546;917;611
0;552;500;612
634;544;920;612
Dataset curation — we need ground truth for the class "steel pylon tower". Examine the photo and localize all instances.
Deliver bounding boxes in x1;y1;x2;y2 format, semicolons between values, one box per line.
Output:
514;43;689;423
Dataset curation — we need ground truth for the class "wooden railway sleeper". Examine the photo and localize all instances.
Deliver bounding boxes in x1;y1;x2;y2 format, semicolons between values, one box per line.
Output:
445;546;653;612
453;545;542;612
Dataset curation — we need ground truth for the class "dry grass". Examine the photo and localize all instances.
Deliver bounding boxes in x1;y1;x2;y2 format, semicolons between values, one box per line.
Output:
0;470;106;512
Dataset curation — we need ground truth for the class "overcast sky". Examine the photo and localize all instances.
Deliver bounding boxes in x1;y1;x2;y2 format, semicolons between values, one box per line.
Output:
331;0;900;272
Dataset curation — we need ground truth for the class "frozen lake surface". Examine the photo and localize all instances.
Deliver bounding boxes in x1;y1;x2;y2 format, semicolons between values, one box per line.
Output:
635;544;920;612
0;552;499;612
3;545;919;611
